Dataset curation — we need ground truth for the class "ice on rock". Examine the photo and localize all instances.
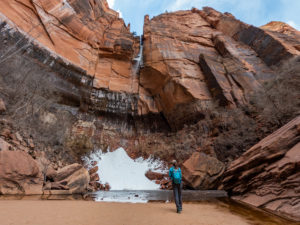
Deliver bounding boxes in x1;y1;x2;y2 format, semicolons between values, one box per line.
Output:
84;148;167;190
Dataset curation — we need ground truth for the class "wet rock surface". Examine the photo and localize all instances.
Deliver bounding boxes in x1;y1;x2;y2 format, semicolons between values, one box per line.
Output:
222;116;300;221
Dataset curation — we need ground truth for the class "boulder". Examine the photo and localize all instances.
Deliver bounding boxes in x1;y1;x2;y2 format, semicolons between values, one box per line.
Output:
54;163;90;194
145;170;166;181
0;98;6;113
54;164;83;181
0;150;43;194
182;152;225;189
221;116;300;221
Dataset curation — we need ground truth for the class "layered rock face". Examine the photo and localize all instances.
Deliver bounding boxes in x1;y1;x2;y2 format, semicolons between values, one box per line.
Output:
0;1;299;212
141;9;291;129
0;0;154;117
199;8;300;66
0;0;137;93
221;116;300;221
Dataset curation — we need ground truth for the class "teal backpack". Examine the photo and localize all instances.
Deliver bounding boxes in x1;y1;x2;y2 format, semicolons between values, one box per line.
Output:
173;168;182;184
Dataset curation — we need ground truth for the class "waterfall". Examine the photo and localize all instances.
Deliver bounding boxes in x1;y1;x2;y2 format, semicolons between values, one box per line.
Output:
84;148;167;191
132;39;143;76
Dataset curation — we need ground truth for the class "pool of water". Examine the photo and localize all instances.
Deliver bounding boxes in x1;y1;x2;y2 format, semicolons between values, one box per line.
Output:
89;190;228;203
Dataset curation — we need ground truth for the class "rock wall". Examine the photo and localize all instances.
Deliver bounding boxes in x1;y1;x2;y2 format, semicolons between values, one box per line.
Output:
141;9;298;130
0;2;299;205
0;0;135;92
221;116;300;221
0;0;169;164
0;0;158;116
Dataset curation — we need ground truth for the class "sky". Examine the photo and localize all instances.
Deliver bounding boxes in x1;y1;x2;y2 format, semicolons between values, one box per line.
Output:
107;0;300;35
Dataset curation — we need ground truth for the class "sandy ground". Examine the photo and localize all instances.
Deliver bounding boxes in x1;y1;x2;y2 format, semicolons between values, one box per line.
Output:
0;200;252;225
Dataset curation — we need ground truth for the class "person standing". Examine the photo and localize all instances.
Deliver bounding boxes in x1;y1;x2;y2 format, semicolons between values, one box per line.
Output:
169;160;182;213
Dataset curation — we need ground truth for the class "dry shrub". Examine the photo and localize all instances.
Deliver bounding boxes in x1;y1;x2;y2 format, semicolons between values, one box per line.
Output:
251;56;300;130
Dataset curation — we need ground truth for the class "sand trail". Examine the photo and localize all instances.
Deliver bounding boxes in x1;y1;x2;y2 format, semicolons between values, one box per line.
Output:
0;200;251;225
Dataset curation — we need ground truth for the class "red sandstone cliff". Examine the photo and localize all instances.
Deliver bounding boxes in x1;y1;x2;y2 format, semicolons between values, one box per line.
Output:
141;8;300;129
0;0;139;93
0;2;299;220
221;116;300;221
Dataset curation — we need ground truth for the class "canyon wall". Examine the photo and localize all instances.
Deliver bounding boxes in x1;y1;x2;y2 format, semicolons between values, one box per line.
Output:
221;116;300;221
0;1;299;217
141;7;300;130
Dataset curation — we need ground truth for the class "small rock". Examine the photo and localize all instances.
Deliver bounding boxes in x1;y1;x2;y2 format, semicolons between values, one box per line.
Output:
0;128;11;138
89;181;101;191
89;166;98;175
52;164;58;170
87;185;94;192
91;161;97;167
160;179;169;185
0;98;6;113
10;133;17;142
90;173;100;182
104;183;111;191
15;132;23;143
43;182;52;190
0;138;12;151
27;138;35;149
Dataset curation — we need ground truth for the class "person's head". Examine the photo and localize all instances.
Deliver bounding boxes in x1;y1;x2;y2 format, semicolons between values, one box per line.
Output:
171;159;177;167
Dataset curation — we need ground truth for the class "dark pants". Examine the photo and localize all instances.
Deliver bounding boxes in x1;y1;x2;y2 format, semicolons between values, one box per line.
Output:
173;183;182;211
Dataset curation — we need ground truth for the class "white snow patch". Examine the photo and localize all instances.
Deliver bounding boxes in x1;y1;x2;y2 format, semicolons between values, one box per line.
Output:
83;148;167;190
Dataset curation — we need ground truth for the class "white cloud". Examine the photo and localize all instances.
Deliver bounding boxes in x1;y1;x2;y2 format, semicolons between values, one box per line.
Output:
167;0;265;26
287;20;299;30
117;9;123;18
168;0;199;11
107;0;122;18
107;0;115;8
